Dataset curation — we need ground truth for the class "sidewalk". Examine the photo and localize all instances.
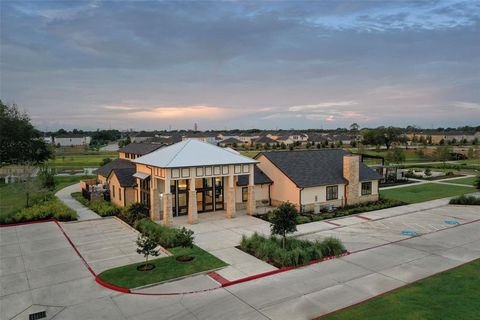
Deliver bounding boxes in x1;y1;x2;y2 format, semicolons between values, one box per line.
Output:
56;183;101;221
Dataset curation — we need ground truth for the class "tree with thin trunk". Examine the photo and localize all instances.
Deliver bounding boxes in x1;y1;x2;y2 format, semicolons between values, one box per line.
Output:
270;202;298;248
136;234;160;271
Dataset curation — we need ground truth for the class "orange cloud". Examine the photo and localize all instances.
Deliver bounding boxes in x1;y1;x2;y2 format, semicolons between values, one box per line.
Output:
127;105;230;119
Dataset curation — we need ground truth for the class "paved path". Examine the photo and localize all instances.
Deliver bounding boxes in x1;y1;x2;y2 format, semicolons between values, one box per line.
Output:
380;175;476;190
56;183;101;221
1;208;479;320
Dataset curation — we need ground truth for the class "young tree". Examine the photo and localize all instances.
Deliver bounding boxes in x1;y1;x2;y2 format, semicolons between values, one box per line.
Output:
467;147;474;159
38;167;56;190
136;234;160;271
433;146;452;167
474;176;480;190
270;202;298;248
391;148;406;164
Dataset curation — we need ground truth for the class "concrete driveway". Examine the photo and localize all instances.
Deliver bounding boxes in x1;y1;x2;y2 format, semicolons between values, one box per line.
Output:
1;203;479;320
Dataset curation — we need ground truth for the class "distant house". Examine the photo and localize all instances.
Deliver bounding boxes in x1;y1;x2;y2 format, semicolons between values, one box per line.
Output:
181;132;219;144
219;137;244;147
407;131;480;144
256;149;382;212
237;133;260;144
118;143;165;160
131;132;156;143
307;133;331;145
54;134;91;147
275;133;309;145
254;136;277;147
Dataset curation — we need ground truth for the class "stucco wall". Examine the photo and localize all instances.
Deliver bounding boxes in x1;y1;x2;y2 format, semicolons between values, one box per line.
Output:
235;184;270;205
108;173;124;207
256;154;300;206
301;184;346;205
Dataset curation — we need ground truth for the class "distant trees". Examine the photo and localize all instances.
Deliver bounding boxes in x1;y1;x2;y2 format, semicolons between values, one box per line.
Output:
0;100;52;165
386;148;406;164
362;126;404;150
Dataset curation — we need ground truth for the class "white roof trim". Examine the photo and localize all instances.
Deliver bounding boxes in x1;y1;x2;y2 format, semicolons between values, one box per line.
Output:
133;139;257;168
133;172;150;180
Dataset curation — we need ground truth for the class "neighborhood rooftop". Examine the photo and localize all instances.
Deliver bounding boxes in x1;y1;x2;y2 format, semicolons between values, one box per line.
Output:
258;149;382;188
133;139;257;168
118;143;164;155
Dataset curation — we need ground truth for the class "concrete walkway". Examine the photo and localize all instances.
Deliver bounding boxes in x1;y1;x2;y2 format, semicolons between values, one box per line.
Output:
56;183;101;221
1;212;478;320
380;174;476;190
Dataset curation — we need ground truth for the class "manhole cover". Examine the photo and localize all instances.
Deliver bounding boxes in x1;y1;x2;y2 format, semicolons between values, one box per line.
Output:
401;231;418;236
445;220;459;225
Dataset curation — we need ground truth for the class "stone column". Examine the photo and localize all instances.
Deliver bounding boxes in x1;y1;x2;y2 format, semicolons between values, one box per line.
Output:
226;174;236;219
163;178;174;226
188;177;198;224
343;155;360;205
150;178;161;221
247;168;255;215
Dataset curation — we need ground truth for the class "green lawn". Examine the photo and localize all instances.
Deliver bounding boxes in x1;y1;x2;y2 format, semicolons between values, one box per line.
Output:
321;259;480;320
361;150;434;163
98;245;227;289
0;175;94;219
380;183;474;203
441;176;478;186
240;151;260;158
47;153;117;168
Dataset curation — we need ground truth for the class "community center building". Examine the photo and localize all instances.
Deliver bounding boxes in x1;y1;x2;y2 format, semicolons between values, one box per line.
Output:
85;139;381;225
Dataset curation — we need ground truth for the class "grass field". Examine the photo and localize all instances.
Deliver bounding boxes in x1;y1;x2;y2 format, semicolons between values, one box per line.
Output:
321;259;480;320
380;183;474;203
441;176;478;186
98;245;227;288
47;153;118;168
0;175;94;219
360;150;434;163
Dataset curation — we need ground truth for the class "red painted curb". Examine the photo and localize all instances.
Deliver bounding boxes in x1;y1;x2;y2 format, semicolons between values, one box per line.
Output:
324;220;341;226
313;258;480;319
356;215;371;221
221;252;350;288
207;272;230;286
95;276;131;293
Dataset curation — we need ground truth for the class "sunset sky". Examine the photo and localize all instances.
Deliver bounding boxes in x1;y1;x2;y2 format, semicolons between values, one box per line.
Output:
1;0;479;130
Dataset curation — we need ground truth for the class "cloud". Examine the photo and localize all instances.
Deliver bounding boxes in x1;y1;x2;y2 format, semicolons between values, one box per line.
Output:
288;101;357;112
101;105;139;111
453;102;480;110
127;105;232;119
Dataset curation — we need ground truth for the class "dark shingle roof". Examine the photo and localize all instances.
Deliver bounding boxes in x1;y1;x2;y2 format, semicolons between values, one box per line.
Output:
237;167;273;186
95;158;135;178
110;168;136;187
258;149;381;188
221;137;243;144
118;143;164;156
254;136;276;144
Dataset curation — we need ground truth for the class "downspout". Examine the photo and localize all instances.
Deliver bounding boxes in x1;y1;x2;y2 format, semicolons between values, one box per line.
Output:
299;187;304;213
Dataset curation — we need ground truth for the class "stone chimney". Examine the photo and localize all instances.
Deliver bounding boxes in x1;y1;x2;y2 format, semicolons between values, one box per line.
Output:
343;154;360;205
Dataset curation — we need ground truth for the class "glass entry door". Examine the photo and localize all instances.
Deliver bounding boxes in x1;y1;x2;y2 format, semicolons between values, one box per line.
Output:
171;180;189;216
196;178;221;212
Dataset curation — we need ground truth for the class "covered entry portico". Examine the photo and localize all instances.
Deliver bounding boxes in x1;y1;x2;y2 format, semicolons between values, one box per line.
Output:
133;140;257;225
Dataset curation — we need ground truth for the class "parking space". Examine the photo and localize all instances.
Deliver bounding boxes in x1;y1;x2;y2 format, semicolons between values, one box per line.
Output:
60;218;161;273
299;205;480;252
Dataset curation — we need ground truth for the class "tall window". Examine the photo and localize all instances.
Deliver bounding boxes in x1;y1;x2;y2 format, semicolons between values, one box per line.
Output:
119;188;122;201
326;186;338;201
242;187;248;202
112;185;115;198
362;182;372;195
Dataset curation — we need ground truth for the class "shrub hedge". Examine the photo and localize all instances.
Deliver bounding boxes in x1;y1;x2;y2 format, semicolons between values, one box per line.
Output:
0;197;77;224
240;232;345;267
134;218;194;249
258;198;405;225
449;195;480;205
71;192;120;217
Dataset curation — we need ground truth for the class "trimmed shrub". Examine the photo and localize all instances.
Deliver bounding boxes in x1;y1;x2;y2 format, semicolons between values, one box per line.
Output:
239;232;345;267
120;202;149;225
134;218;194;249
3;198;77;224
449;195;480;205
89;200;121;217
